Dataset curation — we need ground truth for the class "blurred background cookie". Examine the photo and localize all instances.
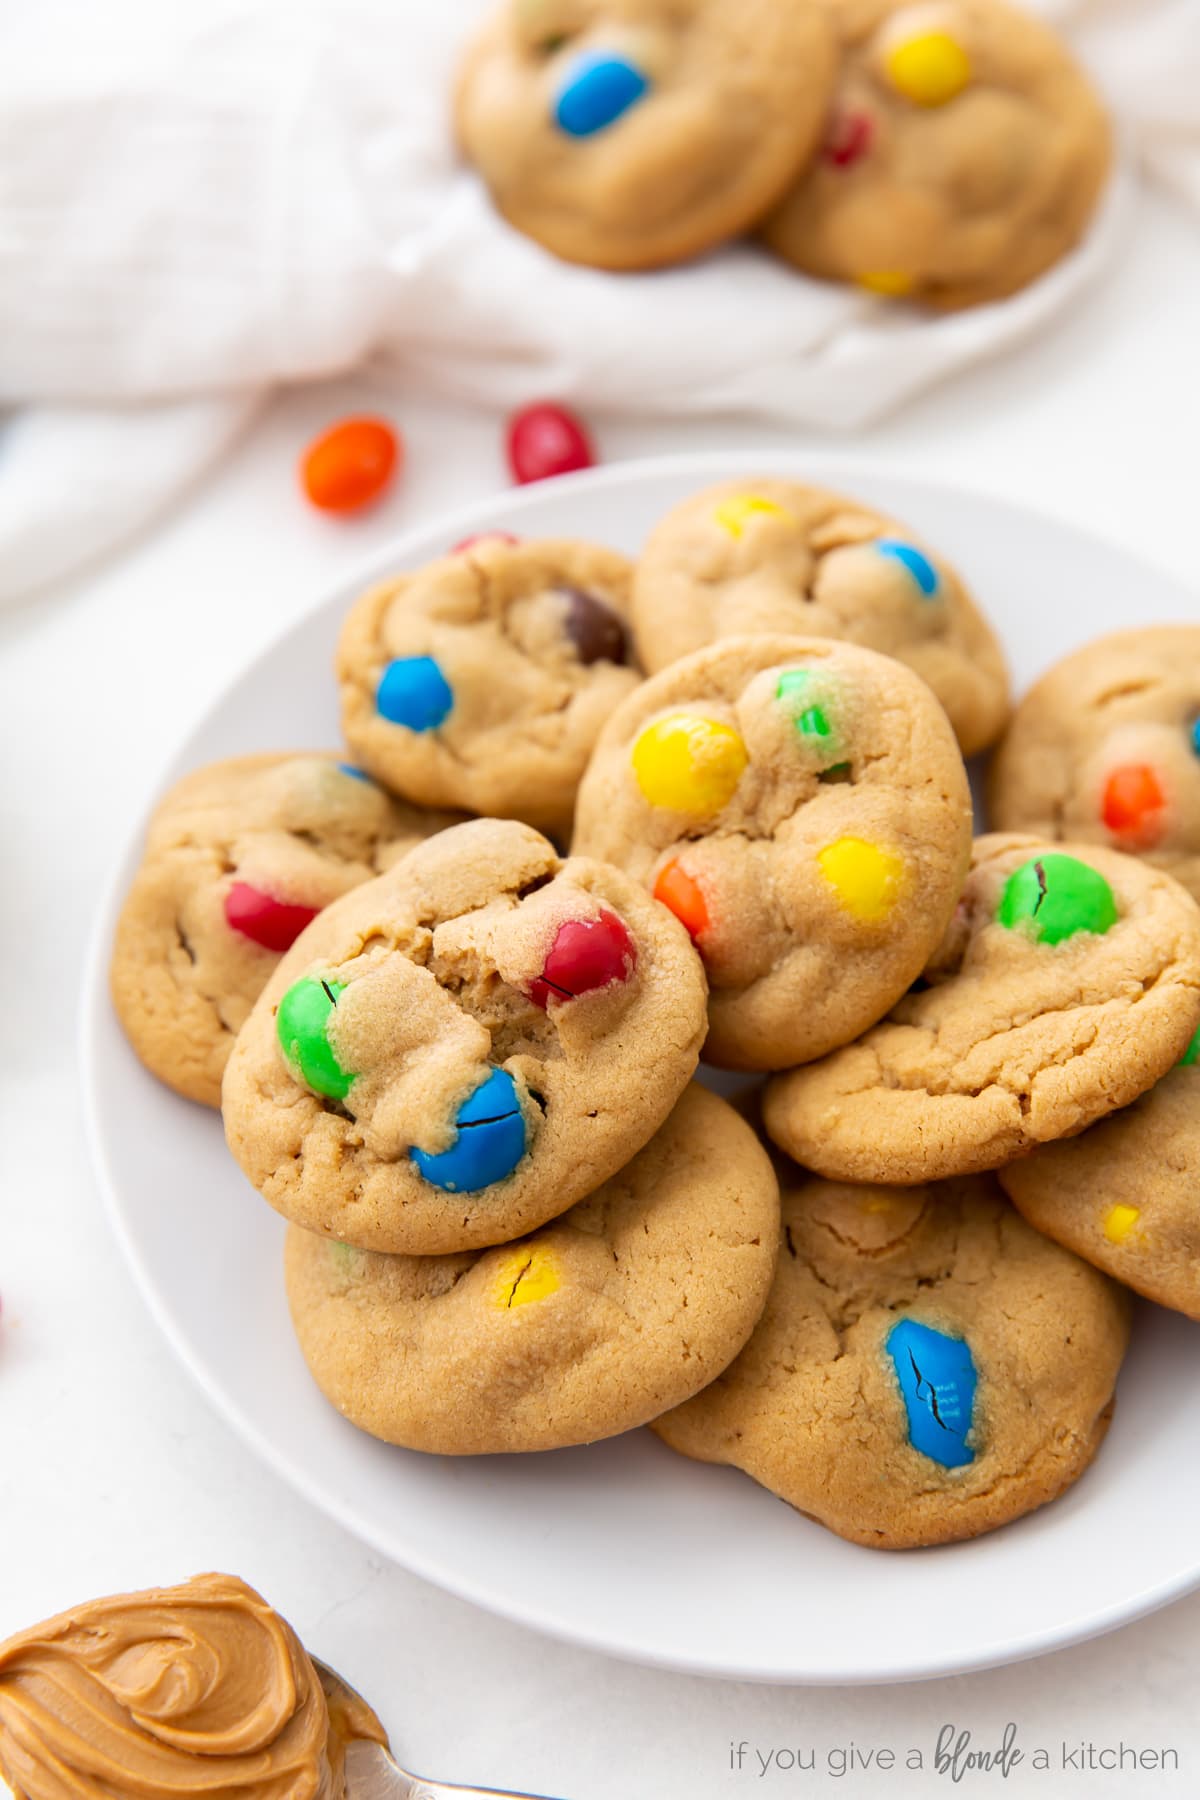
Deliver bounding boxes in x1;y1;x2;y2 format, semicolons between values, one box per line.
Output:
990;626;1200;907
1001;1042;1200;1320
633;476;1009;751
223;819;707;1254
762;0;1111;309
286;1085;778;1454
764;834;1200;1182
110;753;456;1108
337;537;637;836
654;1169;1130;1548
455;0;837;269
573;634;972;1069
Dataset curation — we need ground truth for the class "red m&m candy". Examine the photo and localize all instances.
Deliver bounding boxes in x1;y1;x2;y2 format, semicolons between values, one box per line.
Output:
1102;764;1167;850
506;403;595;485
452;530;521;553
530;909;636;1007
301;416;400;513
224;883;320;953
824;109;874;168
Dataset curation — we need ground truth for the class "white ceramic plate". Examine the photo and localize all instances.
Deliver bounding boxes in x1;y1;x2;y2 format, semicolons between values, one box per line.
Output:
82;452;1200;1685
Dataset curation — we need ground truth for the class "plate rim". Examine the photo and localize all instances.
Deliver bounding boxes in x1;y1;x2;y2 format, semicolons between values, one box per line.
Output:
79;448;1200;1686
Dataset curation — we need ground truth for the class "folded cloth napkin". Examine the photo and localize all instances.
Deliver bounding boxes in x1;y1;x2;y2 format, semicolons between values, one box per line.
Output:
0;0;1196;604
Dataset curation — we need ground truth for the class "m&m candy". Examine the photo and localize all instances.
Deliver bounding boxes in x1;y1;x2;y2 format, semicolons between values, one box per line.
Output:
276;977;354;1101
554;51;649;138
632;714;748;815
875;539;940;596
883;30;972;107
452;530;521;554
530;909;637;1008
887;1318;977;1467
376;656;454;732
818;837;905;923
506;403;595;485
824;109;874;168
653;860;710;942
1103;1204;1141;1246
1102;764;1167;850
997;854;1118;945
713;494;795;540
300;417;400;514
559;587;629;665
492;1242;561;1309
224;883;319;954
777;668;834;742
1180;1025;1200;1068
411;1068;527;1192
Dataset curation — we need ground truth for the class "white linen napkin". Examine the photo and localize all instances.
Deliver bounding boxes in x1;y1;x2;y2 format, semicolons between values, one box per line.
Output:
0;0;1195;604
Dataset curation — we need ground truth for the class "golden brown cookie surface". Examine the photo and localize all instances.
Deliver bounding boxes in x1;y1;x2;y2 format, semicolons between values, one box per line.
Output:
632;477;1009;753
223;818;708;1254
990;626;1200;908
455;0;837;270
572;635;973;1070
110;753;453;1108
764;833;1200;1182
337;538;638;837
286;1084;779;1454
1001;1054;1200;1320
654;1170;1129;1549
763;0;1111;310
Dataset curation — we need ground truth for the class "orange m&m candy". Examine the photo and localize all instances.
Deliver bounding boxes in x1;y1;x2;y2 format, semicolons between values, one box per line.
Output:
1102;764;1167;850
301;416;400;513
654;860;710;941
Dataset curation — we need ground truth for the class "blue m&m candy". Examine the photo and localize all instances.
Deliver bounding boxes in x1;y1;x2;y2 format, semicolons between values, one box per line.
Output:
411;1068;527;1193
554;52;650;138
376;656;453;732
1190;716;1200;758
887;1318;977;1468
337;762;374;783
875;539;940;597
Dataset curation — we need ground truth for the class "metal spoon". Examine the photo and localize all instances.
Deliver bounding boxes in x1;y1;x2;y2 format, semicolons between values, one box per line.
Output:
313;1655;561;1800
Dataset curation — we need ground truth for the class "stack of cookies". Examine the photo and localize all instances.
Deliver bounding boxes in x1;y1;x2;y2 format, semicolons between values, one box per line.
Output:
111;492;1200;1551
454;0;1112;309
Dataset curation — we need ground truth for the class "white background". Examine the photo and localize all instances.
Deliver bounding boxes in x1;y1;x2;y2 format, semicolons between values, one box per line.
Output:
3;188;1200;1798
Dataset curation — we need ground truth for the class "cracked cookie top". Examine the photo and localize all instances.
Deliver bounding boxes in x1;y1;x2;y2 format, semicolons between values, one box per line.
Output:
764;832;1200;1183
222;818;708;1254
336;537;638;837
1001;1051;1200;1322
284;1084;778;1453
653;1168;1130;1549
632;478;1009;754
990;626;1200;908
762;0;1110;310
571;634;973;1070
454;0;836;271
109;753;456;1108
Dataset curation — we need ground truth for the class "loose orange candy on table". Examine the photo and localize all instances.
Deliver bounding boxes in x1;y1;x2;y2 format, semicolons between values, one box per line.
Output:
300;417;400;513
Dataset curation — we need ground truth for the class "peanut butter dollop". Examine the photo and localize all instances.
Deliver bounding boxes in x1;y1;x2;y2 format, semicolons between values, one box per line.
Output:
0;1573;374;1800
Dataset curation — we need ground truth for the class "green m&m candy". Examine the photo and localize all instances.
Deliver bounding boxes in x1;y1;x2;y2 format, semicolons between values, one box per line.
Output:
276;976;354;1100
1180;1024;1200;1068
996;854;1119;946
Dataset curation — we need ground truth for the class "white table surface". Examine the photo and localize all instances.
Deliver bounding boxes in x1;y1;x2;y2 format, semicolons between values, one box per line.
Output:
3;187;1200;1799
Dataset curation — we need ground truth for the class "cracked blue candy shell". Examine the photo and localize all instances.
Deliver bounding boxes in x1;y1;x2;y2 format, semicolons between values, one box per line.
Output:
410;1068;526;1193
887;1318;977;1468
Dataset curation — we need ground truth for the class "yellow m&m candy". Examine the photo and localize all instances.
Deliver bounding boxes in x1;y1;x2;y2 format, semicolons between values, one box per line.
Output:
857;269;915;298
1103;1204;1141;1246
818;836;906;922
713;493;796;539
493;1243;560;1309
884;29;972;107
632;714;748;815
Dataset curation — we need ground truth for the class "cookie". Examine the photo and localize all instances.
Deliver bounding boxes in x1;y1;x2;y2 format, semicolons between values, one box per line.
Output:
455;0;837;271
632;477;1009;753
571;635;973;1070
337;537;639;837
762;0;1111;310
285;1084;779;1453
989;626;1200;908
1000;1042;1200;1321
654;1170;1130;1548
222;817;708;1254
764;833;1200;1183
110;753;456;1108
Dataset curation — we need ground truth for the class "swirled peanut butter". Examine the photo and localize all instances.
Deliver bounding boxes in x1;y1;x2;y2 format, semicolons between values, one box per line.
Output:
0;1573;382;1800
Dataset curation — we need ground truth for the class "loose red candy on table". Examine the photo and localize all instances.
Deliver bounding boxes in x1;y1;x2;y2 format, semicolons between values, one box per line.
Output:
506;403;595;485
530;909;637;1008
224;883;320;953
301;417;400;513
